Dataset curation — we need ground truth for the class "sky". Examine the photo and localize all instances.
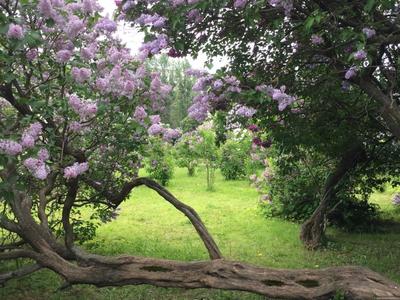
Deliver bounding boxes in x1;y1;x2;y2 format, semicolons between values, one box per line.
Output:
97;0;227;72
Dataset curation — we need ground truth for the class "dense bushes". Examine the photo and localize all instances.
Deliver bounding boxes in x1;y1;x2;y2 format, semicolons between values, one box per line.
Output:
257;148;382;232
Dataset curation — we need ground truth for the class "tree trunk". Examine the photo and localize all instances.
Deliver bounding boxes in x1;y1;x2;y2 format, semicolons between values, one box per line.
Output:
21;247;400;300
300;143;366;249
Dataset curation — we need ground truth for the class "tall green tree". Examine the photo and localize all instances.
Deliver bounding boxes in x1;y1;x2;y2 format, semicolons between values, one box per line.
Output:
147;55;195;127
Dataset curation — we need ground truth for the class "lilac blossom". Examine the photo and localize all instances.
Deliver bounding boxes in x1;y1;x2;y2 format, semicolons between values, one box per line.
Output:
133;106;147;123
68;94;97;118
136;14;167;27
187;9;202;23
64;162;89;179
95;17;117;33
362;27;376;39
235;105;257;118
71;67;91;83
37;148;50;161
234;0;247;9
271;86;297;111
268;0;293;16
65;15;85;39
26;49;38;61
311;34;324;45
150;114;161;124
38;0;55;18
345;67;357;80
163;128;182;141
353;49;367;60
56;49;72;63
0;140;22;156
138;34;168;59
69;121;83;132
148;123;164;135
7;24;24;39
80;43;97;60
213;79;224;90
393;194;400;206
23;158;49;180
20;122;42;149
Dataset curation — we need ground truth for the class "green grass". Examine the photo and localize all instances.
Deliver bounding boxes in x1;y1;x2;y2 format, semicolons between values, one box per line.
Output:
1;168;400;299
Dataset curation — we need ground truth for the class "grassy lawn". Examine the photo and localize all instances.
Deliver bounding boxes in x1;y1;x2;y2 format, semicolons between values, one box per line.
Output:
1;168;399;299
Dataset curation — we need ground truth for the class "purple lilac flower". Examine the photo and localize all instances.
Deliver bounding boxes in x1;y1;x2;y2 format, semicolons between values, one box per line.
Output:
392;194;400;206
38;0;55;18
64;162;89;179
95;18;117;33
69;121;82;132
271;86;297;111
148;123;164;135
65;15;85;39
187;9;202;23
236;105;257;118
362;28;376;39
24;158;49;180
136;14;167;28
56;50;72;63
7;24;24;39
234;0;247;8
68;94;97;118
133;106;147;123
353;50;367;60
150;115;161;124
213;79;224;90
71;67;91;83
0;140;22;155
311;34;324;45
26;49;38;61
163;128;182;141
345;67;357;80
20;122;43;149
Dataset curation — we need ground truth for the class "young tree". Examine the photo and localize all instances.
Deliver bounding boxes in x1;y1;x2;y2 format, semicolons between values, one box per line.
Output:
0;1;399;299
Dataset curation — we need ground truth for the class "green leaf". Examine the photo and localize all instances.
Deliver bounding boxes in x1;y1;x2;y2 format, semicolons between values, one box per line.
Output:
364;0;375;12
304;16;315;33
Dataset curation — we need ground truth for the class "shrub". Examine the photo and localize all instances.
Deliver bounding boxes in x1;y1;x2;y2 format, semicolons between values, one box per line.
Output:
174;131;201;176
145;137;174;186
220;138;249;180
257;148;381;232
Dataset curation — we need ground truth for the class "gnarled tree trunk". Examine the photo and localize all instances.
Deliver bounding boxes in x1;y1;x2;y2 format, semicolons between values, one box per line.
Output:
300;143;367;249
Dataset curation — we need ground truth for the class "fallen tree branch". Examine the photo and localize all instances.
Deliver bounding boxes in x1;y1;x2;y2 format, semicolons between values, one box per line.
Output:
0;264;42;286
36;249;400;300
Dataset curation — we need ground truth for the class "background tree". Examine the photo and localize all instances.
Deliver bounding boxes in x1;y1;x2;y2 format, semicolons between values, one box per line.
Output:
147;54;195;127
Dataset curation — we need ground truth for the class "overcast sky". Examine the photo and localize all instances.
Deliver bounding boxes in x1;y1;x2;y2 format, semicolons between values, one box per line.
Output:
97;0;226;71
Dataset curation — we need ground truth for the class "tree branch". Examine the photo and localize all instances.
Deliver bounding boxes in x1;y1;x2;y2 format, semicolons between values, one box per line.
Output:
0;264;42;286
84;177;222;260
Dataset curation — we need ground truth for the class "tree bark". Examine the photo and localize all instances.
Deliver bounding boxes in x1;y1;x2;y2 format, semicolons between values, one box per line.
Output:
300;143;367;249
27;248;400;300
